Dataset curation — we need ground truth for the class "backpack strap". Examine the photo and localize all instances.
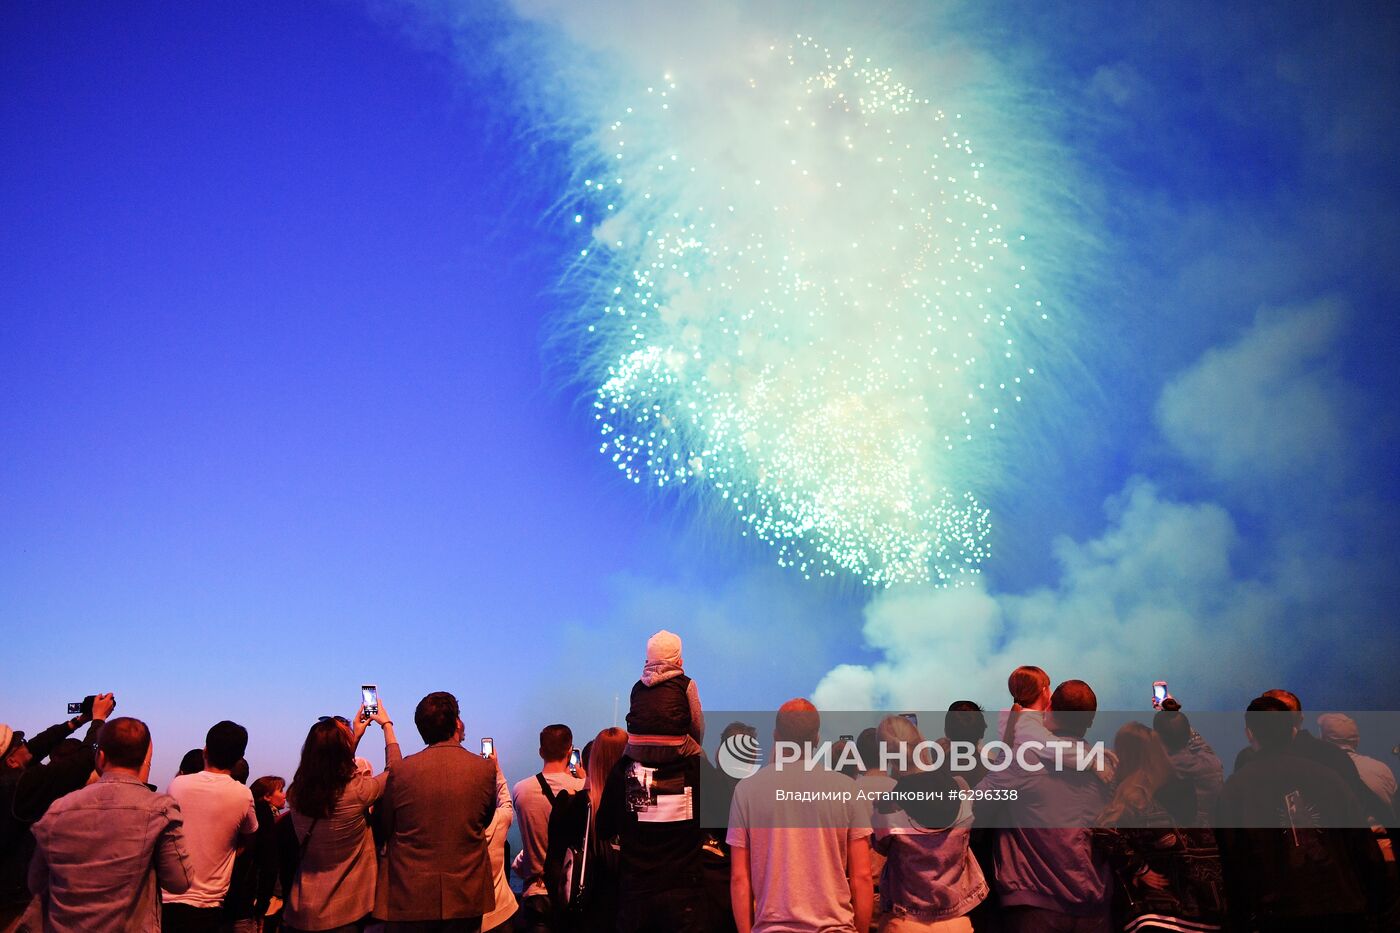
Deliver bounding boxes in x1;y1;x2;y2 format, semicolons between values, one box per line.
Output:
536;772;556;804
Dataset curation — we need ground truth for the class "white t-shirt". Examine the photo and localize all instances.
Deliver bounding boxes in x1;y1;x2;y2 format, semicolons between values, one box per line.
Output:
727;764;872;933
510;770;585;898
162;771;258;907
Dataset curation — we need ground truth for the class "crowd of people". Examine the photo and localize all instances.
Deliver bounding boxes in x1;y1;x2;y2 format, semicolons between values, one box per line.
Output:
1;632;1396;933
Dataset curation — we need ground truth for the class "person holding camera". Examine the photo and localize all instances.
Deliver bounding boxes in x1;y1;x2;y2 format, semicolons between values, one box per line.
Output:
28;716;193;932
0;692;116;932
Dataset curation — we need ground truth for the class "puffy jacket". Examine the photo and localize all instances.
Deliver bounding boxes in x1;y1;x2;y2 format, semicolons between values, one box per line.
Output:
626;674;693;739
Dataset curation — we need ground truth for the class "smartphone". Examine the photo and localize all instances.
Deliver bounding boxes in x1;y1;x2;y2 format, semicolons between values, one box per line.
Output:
1152;681;1168;709
481;737;494;759
838;733;855;744
361;685;379;720
67;702;82;715
900;712;918;726
568;748;581;775
66;696;95;717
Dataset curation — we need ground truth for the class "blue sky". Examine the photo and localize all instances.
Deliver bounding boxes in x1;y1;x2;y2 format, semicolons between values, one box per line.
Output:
2;1;1397;783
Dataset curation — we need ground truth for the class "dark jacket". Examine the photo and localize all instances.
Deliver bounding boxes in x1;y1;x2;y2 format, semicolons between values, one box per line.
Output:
626;674;693;738
222;798;278;921
597;752;707;897
973;740;1113;916
375;743;496;921
1235;729;1392;826
0;718;101;906
1092;783;1227;932
1217;747;1378;927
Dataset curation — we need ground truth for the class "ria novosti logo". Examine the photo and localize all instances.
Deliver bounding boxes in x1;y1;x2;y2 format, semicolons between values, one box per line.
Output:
717;732;764;779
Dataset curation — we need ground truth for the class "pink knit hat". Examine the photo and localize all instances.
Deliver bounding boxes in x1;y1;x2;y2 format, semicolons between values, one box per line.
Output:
646;629;683;664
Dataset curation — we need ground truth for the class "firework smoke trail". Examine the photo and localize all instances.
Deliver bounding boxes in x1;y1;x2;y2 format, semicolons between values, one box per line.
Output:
415;0;1085;587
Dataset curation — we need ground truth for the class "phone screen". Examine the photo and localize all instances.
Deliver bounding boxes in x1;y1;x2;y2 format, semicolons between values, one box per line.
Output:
568;748;581;772
481;737;494;759
361;685;379;713
1152;681;1168;706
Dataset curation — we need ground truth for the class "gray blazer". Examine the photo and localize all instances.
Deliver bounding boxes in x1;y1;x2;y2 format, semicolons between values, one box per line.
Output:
374;743;496;921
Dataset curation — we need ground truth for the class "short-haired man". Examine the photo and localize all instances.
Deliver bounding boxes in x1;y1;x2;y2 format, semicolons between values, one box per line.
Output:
162;720;258;932
376;691;496;930
511;723;584;931
974;680;1112;933
727;699;873;933
29;717;193;931
1232;689;1388;819
1217;696;1378;931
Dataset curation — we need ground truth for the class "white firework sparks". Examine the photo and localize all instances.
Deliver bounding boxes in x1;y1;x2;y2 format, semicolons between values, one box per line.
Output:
574;36;1047;587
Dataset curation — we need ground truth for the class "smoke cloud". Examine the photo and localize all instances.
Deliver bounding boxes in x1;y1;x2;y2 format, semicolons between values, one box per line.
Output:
814;300;1398;710
398;1;1399;710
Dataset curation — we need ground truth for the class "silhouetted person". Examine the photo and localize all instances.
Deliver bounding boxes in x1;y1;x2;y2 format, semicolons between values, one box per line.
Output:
1217;696;1377;932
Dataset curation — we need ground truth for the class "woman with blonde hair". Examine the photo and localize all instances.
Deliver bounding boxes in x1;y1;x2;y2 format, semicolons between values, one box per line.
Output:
871;715;986;931
480;748;517;933
1093;722;1225;933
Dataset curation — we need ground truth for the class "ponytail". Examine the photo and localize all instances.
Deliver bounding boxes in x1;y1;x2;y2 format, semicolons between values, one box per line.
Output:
1002;665;1050;747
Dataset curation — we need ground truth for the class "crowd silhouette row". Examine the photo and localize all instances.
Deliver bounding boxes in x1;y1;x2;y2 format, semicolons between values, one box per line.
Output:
2;630;1397;933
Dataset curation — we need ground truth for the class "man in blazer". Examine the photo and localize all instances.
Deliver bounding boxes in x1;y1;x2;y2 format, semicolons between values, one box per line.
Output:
376;691;497;931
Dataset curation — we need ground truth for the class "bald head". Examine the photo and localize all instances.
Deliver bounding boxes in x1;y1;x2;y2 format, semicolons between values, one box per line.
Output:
775;698;820;746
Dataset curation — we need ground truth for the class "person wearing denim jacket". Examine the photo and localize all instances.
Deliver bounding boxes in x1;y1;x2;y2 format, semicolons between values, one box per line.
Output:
871;716;987;932
29;717;193;932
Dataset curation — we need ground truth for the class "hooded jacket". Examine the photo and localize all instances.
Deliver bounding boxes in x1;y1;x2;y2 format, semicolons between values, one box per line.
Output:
625;662;704;743
1169;734;1225;827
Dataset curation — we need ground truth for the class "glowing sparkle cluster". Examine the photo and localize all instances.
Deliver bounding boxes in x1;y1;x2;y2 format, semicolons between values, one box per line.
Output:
575;37;1043;587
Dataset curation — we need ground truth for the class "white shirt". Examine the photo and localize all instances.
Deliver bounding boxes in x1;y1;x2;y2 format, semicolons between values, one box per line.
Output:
1348;750;1398;807
511;771;584;898
727;763;872;933
161;771;258;907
